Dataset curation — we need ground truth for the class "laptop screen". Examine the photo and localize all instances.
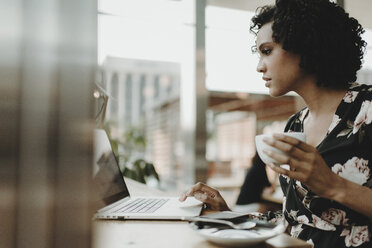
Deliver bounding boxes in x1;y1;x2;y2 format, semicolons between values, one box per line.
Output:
93;129;130;207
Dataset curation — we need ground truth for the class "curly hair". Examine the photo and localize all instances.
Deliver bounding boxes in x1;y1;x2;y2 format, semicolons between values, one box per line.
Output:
250;0;367;89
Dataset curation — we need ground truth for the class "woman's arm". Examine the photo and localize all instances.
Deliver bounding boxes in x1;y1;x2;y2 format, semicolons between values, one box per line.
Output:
263;133;372;218
330;176;372;219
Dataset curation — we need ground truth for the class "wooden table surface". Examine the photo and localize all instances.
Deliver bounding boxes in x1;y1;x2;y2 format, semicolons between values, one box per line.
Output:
92;178;311;248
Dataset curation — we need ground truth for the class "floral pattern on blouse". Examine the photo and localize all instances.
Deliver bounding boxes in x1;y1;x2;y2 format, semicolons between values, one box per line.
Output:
278;83;372;248
341;226;370;247
332;157;370;185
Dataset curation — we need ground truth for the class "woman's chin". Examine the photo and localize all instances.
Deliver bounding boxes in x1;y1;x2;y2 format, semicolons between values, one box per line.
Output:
268;87;287;97
268;89;280;97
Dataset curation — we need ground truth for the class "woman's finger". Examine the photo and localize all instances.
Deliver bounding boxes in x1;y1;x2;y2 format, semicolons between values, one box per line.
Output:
180;182;230;211
180;182;220;204
267;162;288;174
193;191;212;203
193;191;227;210
186;182;219;198
263;148;300;171
263;137;304;160
272;133;314;152
267;163;301;180
180;190;210;203
178;192;187;202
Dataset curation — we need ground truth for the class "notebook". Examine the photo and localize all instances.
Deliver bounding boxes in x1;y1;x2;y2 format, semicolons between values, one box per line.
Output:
93;129;203;220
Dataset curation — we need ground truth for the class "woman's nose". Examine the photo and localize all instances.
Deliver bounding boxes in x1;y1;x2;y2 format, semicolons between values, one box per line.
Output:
256;59;265;73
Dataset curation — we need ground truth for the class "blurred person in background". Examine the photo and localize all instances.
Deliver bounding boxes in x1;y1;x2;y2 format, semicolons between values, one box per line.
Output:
180;0;372;247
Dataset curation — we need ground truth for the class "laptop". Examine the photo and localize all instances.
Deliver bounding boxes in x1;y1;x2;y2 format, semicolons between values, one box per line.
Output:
93;129;203;220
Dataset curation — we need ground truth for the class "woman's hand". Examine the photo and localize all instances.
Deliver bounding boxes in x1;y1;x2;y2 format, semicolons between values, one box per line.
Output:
179;182;231;211
262;133;341;199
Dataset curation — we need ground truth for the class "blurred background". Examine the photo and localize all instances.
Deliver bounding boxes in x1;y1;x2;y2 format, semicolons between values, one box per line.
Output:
1;0;371;247
95;0;372;201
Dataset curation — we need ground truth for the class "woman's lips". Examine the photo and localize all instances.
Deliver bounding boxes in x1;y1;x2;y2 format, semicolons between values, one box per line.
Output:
263;77;272;87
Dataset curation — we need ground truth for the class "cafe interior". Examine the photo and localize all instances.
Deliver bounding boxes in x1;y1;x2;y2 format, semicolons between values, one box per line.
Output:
2;0;372;247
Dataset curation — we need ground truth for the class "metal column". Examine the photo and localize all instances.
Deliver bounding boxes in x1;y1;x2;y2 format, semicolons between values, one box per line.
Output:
181;0;208;185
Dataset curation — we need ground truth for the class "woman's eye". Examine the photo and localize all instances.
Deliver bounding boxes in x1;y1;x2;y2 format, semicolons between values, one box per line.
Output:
261;48;271;55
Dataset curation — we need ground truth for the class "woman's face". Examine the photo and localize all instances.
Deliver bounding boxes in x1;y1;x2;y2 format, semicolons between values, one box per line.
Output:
256;23;305;97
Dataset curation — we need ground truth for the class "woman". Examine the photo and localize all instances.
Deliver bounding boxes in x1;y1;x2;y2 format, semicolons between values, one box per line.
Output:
179;0;372;247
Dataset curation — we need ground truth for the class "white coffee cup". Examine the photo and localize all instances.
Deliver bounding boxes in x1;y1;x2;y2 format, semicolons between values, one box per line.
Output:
255;132;306;164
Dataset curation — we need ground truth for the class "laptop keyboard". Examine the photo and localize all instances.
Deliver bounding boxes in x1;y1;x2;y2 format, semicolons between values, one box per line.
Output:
115;198;169;213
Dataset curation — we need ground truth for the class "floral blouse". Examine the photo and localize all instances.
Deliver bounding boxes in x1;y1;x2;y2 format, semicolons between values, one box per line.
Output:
278;83;372;248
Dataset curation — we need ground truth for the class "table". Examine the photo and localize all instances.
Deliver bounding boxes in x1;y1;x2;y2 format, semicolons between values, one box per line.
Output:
92;178;311;248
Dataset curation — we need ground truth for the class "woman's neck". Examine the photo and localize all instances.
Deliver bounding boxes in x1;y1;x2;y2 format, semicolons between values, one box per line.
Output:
295;81;348;147
296;82;348;119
